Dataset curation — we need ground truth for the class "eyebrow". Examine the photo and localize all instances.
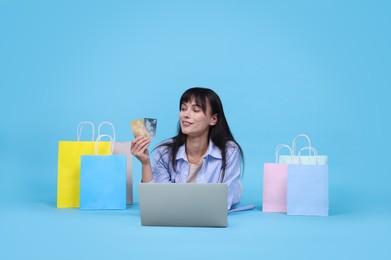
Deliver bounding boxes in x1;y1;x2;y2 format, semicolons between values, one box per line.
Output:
181;102;201;107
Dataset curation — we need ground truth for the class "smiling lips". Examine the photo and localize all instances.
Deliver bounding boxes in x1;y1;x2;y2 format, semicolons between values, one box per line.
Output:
181;121;193;127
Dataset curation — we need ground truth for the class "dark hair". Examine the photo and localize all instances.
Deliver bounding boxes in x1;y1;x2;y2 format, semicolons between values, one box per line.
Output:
157;87;244;181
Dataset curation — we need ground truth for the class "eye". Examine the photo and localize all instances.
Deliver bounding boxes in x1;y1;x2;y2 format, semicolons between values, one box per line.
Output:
192;105;201;112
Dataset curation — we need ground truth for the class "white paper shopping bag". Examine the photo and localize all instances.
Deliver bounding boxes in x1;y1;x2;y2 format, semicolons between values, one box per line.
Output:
279;134;328;165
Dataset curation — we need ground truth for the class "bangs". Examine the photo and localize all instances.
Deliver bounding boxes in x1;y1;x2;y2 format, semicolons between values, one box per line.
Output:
179;89;208;114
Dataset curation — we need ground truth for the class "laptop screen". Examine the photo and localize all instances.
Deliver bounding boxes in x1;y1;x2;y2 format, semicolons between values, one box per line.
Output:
138;183;228;227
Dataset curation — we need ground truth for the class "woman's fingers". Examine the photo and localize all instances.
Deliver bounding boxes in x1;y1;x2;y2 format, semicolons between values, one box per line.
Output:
131;136;151;155
140;137;151;147
131;136;144;148
130;137;151;164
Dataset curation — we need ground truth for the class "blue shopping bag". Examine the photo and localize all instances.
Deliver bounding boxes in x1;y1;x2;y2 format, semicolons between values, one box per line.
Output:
80;135;126;210
98;122;133;204
287;147;328;216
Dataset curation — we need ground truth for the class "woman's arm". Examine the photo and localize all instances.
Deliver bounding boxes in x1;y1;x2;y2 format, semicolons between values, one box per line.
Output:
151;145;173;183
223;144;242;209
131;136;153;182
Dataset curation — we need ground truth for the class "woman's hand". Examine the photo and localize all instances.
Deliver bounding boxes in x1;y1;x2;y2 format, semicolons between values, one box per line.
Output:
130;136;151;165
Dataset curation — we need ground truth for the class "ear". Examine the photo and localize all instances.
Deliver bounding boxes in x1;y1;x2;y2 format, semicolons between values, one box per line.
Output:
209;114;218;126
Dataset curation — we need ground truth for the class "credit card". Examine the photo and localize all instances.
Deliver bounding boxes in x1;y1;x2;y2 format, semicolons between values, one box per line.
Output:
130;118;148;137
144;118;157;139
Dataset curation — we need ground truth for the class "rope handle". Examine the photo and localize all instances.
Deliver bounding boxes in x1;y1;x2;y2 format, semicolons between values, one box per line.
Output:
94;134;114;155
275;144;293;163
292;134;312;156
77;121;95;141
97;121;116;142
297;146;319;165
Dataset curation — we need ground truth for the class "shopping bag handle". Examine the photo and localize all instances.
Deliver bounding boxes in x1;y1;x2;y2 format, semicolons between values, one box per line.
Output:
292;134;313;155
275;144;293;163
98;121;116;142
77;121;95;141
298;146;319;165
95;134;114;155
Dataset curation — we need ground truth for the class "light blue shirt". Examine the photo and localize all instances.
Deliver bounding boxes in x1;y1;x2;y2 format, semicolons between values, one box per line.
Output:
151;140;242;209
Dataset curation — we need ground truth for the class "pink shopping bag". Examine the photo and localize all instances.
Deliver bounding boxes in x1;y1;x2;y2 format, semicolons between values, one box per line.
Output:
262;144;292;212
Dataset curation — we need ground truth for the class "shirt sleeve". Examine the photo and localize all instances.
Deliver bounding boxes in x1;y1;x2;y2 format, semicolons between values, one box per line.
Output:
150;145;172;183
223;144;242;209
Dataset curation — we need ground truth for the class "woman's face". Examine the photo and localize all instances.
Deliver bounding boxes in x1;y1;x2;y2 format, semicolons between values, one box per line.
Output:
179;98;217;138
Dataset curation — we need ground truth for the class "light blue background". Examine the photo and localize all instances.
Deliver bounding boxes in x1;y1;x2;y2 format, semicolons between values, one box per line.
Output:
1;0;390;259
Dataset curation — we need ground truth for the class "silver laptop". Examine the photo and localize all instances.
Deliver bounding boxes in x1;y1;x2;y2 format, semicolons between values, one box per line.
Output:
138;183;228;227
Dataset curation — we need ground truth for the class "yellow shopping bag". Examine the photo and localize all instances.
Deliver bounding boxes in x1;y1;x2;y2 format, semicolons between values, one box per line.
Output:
57;122;111;208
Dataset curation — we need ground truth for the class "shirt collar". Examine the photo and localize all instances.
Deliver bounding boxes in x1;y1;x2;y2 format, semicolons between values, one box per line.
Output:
176;140;222;161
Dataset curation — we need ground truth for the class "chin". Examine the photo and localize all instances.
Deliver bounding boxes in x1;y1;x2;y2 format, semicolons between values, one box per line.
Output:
181;129;191;135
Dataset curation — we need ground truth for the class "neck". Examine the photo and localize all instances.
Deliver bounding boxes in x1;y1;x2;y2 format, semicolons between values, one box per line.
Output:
185;136;209;164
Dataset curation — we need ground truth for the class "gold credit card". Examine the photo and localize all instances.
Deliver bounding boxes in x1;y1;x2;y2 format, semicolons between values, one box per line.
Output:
130;118;148;137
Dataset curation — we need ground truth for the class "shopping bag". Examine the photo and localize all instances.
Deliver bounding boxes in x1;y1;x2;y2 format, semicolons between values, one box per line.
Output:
262;144;292;212
57;122;111;208
98;122;133;204
80;135;127;210
279;134;328;165
287;147;328;216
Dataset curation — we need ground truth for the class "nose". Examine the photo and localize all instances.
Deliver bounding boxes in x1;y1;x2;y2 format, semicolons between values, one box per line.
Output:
183;111;190;118
181;108;190;118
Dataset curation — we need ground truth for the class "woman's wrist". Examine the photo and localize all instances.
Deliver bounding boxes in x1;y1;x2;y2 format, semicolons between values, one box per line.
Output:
141;160;151;167
141;161;153;183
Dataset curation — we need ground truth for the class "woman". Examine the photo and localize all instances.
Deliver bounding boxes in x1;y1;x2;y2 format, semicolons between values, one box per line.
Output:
131;87;244;209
